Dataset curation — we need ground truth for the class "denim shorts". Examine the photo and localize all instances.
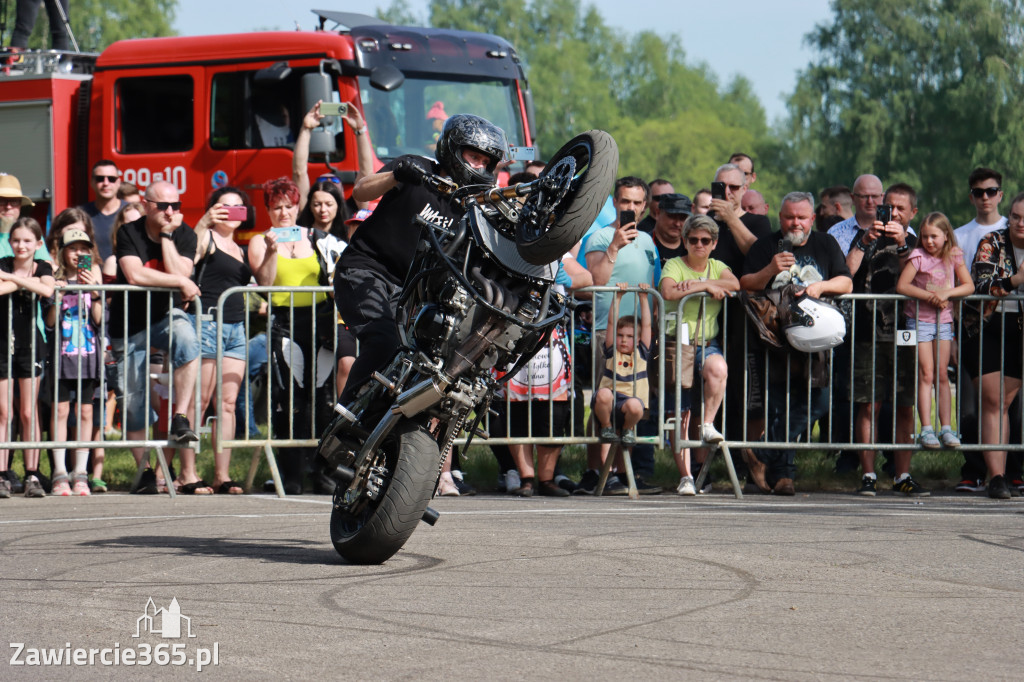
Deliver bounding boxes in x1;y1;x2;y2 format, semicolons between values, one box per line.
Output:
195;317;248;361
122;309;200;432
905;318;954;343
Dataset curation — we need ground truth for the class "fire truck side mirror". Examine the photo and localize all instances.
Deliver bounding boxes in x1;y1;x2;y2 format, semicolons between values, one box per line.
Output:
302;72;337;155
369;64;404;92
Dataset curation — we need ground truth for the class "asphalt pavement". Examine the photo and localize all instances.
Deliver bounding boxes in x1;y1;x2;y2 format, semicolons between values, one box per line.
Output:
1;490;1022;680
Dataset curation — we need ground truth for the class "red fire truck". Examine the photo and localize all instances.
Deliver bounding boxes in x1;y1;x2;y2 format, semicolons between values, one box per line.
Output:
0;10;536;239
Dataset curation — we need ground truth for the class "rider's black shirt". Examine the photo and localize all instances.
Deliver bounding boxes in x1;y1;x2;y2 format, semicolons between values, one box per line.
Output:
339;155;462;286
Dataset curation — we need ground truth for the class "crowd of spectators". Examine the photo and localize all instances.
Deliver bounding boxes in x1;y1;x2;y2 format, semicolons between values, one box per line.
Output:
1;120;1022;502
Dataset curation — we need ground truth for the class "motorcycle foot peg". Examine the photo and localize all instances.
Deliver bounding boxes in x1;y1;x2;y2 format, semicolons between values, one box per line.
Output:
333;403;358;422
421;507;440;526
373;371;397;392
330;465;355;485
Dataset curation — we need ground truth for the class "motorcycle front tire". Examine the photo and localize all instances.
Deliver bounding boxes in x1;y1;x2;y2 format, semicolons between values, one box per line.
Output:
516;129;619;265
329;419;439;565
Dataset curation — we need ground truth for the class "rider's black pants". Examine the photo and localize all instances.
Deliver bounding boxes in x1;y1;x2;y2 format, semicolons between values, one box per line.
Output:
334;266;401;404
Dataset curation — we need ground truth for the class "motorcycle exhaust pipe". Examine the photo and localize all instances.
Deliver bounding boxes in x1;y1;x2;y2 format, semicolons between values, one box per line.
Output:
391;377;447;418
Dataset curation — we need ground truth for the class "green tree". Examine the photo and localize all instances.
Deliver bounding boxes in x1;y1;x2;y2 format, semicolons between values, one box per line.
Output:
422;0;779;203
3;0;177;53
783;0;1024;225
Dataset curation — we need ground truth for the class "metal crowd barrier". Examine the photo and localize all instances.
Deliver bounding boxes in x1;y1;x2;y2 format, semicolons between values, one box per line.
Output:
3;283;1022;497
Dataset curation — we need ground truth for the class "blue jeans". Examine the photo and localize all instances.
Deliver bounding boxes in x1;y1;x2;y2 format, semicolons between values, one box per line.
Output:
756;381;830;484
121;309;200;432
236;332;267;438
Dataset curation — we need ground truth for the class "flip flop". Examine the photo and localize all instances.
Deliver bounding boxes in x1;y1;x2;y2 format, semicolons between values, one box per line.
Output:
176;480;214;495
215;481;244;495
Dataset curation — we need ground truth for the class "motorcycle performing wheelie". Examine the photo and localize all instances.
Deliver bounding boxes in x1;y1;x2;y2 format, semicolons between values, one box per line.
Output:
316;115;618;564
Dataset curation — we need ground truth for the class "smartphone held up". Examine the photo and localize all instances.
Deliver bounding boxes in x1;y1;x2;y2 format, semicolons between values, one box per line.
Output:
319;102;348;117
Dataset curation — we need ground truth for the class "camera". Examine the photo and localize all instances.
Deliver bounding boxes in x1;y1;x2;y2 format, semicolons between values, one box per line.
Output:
319;102;348;117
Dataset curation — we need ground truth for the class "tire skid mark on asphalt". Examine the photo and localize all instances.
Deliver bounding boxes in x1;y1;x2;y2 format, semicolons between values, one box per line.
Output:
958;533;1024;554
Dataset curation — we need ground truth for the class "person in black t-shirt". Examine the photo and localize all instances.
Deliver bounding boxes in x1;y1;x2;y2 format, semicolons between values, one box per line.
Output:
637;178;675;234
109;182;202;489
651;193;691;266
710;163;772;274
334;114;508;403
741;191;852;495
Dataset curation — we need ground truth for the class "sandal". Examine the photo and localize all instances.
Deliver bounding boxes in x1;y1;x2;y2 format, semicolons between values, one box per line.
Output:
176;480;214;495
215;480;244;495
89;478;107;493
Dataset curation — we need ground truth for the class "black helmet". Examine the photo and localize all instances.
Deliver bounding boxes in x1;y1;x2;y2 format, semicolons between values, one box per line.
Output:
435;114;507;187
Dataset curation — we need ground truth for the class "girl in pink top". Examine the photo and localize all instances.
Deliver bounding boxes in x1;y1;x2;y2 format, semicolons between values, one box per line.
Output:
896;212;974;449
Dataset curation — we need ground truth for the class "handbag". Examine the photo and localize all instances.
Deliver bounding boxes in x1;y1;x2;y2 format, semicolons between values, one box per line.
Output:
663;339;695;390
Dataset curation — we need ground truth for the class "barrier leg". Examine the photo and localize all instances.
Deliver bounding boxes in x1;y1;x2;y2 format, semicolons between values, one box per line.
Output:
263;444;285;498
693;442;744;500
154;447;177;499
594;443;639;499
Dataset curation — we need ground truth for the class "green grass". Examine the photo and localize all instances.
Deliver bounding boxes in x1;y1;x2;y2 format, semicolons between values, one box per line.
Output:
6;431;965;494
456;443;965;493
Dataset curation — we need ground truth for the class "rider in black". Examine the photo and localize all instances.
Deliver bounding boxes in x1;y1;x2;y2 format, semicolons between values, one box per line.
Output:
334;114;508;402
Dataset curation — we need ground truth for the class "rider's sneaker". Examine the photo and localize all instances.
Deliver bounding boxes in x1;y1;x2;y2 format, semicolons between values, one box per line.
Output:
893;475;930;497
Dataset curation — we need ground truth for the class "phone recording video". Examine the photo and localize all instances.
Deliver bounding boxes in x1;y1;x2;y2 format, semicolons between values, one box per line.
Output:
619;209;636;227
711;181;726;201
271;227;302;243
224;205;248;221
876;204;893;224
77;253;92;272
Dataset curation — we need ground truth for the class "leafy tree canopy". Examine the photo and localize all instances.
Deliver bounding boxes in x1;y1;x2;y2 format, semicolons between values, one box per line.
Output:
2;0;177;53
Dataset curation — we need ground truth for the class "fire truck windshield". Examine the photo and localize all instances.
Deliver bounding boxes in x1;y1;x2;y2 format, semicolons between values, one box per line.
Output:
359;76;525;163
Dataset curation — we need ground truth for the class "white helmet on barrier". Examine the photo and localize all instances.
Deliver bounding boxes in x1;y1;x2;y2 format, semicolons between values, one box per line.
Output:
782;292;846;352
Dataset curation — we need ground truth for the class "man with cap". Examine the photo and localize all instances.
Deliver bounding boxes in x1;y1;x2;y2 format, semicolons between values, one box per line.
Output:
637;178;675;234
651;193;692;266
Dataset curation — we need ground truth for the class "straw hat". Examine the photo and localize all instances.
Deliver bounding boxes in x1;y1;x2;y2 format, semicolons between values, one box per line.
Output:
0;174;34;207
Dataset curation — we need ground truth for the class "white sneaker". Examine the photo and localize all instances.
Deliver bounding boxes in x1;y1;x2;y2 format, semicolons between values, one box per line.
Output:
504;469;521;494
701;422;724;444
677;476;696;496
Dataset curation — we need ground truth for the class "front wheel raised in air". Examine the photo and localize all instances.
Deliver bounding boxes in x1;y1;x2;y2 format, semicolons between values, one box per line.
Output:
516;130;619;265
329;420;439;565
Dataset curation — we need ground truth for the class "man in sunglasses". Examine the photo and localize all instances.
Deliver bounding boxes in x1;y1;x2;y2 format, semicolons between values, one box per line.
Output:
79;159;126;259
108;181;202;486
953;167;1009;494
827;174;884;256
954;167;1005;269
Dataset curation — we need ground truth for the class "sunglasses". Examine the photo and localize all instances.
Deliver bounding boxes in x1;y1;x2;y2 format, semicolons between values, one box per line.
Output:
316;175;341;184
725;184;743;193
147;200;182;212
93;175;119;183
970;186;1001;198
687;236;713;246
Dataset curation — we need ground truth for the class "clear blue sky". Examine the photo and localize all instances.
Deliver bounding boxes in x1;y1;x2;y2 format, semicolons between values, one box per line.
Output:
173;1;834;123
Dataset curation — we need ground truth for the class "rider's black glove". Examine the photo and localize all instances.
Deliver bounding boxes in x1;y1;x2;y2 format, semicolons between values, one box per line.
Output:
391;159;422;186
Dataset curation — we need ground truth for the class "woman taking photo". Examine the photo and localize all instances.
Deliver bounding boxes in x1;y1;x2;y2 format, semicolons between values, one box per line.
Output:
180;187;257;494
249;177;336;495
